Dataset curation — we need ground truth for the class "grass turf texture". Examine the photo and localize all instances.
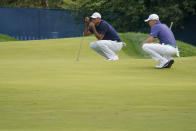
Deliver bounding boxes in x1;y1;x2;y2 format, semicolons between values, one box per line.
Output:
0;33;196;131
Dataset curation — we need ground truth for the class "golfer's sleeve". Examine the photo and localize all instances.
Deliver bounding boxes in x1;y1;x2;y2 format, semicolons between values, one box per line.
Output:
150;26;158;38
99;23;108;35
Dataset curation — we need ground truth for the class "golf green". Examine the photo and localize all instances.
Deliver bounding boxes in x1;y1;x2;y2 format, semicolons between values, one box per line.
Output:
0;37;196;131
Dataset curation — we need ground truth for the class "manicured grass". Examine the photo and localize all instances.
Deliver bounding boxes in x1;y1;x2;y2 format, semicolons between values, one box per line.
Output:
0;36;196;131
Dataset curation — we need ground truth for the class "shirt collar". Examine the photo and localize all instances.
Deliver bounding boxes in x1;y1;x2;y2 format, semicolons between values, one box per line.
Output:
151;21;161;28
155;21;161;25
96;20;103;27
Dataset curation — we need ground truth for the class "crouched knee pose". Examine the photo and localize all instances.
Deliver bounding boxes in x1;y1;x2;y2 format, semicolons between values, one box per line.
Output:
142;14;179;69
84;12;125;61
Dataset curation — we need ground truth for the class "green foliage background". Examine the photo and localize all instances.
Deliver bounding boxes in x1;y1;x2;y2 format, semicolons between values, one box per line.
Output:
73;0;196;32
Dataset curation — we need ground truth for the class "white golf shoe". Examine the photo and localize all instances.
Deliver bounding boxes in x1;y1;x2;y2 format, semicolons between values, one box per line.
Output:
107;55;119;61
155;59;169;69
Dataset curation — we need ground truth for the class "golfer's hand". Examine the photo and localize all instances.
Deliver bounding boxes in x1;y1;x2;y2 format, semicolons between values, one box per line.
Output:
89;22;95;28
85;17;90;24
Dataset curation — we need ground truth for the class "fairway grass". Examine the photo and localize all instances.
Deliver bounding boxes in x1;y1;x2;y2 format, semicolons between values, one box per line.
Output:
0;37;196;131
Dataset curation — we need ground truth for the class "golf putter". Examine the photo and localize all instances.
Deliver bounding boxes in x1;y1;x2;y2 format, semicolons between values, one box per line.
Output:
75;32;84;61
169;22;173;29
169;22;180;57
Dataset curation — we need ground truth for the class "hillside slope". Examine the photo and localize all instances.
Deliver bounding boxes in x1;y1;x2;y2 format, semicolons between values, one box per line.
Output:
119;32;196;58
1;32;196;58
0;34;17;42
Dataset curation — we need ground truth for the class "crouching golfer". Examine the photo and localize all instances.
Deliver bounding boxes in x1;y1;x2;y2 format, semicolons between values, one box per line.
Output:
84;12;125;61
142;14;179;69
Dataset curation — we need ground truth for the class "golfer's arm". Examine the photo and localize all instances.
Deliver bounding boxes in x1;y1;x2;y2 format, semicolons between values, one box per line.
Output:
84;24;91;36
143;36;154;44
91;26;104;40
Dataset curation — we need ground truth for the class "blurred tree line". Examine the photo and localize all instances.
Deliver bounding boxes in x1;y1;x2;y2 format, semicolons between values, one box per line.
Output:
0;0;76;9
0;0;195;32
73;0;196;32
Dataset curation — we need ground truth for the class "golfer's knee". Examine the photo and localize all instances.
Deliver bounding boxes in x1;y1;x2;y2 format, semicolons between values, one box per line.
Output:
142;44;150;51
96;41;105;48
90;42;98;49
90;41;105;49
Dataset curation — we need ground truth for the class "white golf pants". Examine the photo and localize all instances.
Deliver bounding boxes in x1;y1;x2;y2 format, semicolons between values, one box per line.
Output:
90;40;123;60
142;43;177;62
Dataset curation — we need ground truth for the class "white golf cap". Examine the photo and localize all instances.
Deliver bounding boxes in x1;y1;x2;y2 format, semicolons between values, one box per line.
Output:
91;12;101;19
144;14;159;22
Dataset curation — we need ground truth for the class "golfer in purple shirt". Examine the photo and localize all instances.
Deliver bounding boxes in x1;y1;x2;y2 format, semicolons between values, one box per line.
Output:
142;14;179;69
